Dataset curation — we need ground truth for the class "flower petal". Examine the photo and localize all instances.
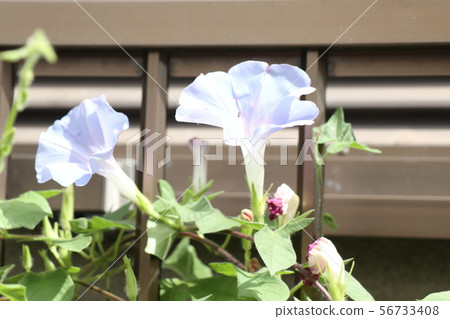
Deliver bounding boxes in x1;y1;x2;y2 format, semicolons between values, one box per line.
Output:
58;95;129;156
176;72;245;144
35;132;93;186
228;61;269;123
228;61;316;141
253;98;319;140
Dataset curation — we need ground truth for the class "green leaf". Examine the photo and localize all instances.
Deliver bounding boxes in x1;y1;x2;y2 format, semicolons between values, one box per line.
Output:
195;208;240;234
277;211;314;236
231;218;265;231
145;219;178;260
181;180;214;204
158;179;177;201
123;256;138;301
235;267;290;301
70;216;134;233
421;290;450;301
0;283;27;301
0;264;15;283
160;276;238;301
324;212;340;230
162;238;212;281
254;225;296;275
345;273;375;301
52;235;92;252
313;107;381;156
19;269;74;301
209;262;237;277
34;189;63;199
160;278;195;301
0;191;53;230
104;203;135;221
178;196;217;223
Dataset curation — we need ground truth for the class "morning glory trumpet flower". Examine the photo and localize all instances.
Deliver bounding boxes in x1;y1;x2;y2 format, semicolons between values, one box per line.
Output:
35;95;161;221
176;61;319;220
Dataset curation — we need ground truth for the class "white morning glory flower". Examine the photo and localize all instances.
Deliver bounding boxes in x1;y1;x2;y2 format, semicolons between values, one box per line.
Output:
175;61;319;200
35;95;139;203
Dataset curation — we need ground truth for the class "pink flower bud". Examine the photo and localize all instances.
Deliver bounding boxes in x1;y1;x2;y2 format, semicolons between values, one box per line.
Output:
306;237;345;285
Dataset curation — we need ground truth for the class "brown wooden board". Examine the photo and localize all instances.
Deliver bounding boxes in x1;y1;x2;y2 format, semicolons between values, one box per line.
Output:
0;1;449;47
329;49;450;77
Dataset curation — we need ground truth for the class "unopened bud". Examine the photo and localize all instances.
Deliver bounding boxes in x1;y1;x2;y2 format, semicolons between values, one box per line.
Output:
306;237;345;286
22;244;33;272
240;209;253;222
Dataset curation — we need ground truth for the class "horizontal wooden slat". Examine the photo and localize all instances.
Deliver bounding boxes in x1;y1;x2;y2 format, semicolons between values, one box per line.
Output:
324;157;450;198
0;1;449;47
329;49;450;77
26;78;142;109
30;50;143;77
327;77;450;109
323;195;450;239
170;50;301;77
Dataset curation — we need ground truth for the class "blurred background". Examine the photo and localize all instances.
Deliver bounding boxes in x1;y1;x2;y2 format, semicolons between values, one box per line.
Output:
1;0;449;300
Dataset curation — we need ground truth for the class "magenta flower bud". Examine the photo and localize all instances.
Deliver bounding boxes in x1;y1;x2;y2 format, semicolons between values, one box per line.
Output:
266;197;285;220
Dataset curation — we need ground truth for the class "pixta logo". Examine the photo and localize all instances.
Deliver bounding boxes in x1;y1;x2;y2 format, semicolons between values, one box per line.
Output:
126;129;172;175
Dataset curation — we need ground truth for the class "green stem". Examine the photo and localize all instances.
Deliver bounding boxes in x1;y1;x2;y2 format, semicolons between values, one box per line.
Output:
86;264;126;282
136;191;179;229
49;246;66;268
60;185;74;233
81;241;133;273
313;161;324;238
313;143;325;239
3;53;39;133
112;229;125;260
220;234;232;249
244;249;251;272
179;231;245;270
289;280;304;299
78;251;90;260
0;232;45;240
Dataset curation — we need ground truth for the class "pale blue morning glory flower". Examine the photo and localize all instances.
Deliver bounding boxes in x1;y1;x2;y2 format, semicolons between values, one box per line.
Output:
35;95;139;203
175;61;319;204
